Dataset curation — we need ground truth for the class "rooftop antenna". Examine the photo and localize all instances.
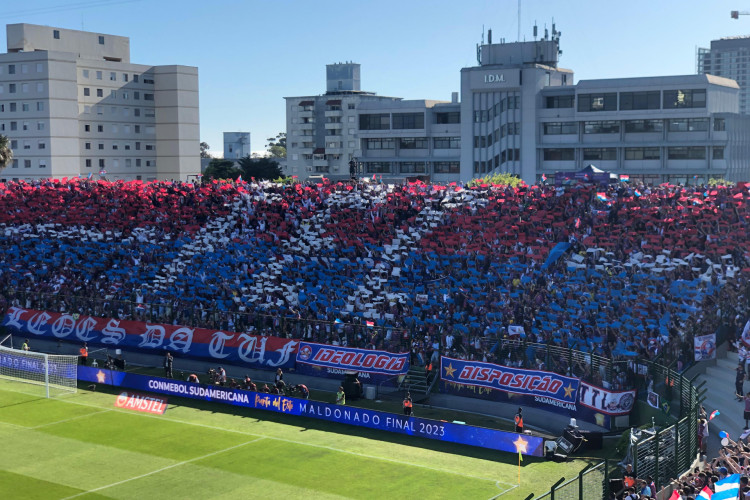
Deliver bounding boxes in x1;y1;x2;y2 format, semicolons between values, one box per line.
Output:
533;22;538;41
517;0;521;42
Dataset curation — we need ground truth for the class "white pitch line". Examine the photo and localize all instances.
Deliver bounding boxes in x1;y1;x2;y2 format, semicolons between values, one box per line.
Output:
60;437;265;500
488;482;519;499
31;409;112;429
43;394;516;489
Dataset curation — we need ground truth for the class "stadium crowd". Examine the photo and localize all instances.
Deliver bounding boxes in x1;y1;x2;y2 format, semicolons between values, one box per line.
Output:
0;177;748;384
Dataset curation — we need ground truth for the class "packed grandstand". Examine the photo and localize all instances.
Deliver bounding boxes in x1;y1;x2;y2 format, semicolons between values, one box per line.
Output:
0;178;747;366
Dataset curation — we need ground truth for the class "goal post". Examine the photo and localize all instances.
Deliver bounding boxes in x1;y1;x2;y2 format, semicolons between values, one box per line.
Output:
0;343;78;398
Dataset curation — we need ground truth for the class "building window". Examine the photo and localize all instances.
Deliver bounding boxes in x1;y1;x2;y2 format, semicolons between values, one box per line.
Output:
37;122;44;131
38;142;45;150
543;122;577;135
359;114;390;130
99;159;105;168
712;146;725;160
82;69;89;79
583;148;617;161
392;113;424;129
399;162;427;174
545;95;575;109
110;72;116;81
84;124;91;132
85;159;92;167
98;143;104;150
9;103;16;112
365;161;391;174
134;108;140;117
543;148;575;161
668;146;706;159
433;137;460;149
714;118;726;131
96;89;103;97
21;83;28;93
134;92;140;100
624;147;660;160
10;122;17;131
619;91;661;110
144;93;154;101
97;125;103;132
398;138;428;149
85;142;91;150
624;119;663;133
11;159;18;168
110;90;117;98
36;102;44;111
433;161;460;173
135;125;141;133
136;159;141;167
96;71;102;80
8;65;15;75
125;159;132;167
133;74;139;83
143;77;154;84
112;143;118;150
577;93;617;112
668;118;709;132
99;36;105;45
663;89;706;109
23;141;30;149
123;73;128;82
53;30;60;39
9;84;16;93
36;83;43;93
584;121;619;134
39;160;47;169
434;111;460;124
84;88;90;96
24;160;31;168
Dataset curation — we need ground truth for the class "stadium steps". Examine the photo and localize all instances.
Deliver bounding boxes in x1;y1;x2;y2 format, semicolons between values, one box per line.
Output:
400;365;430;396
693;350;745;459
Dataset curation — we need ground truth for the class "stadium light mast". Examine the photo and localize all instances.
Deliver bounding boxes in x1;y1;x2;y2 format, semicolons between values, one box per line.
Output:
731;10;750;18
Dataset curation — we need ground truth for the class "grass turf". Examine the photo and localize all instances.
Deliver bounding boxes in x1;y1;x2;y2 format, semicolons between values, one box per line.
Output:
0;379;594;499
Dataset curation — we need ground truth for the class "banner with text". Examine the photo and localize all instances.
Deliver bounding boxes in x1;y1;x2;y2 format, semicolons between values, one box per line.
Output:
78;366;543;457
576;382;636;429
3;308;298;370
295;342;409;386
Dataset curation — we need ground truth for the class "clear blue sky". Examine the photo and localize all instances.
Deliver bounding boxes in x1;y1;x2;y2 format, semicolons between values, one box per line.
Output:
1;0;747;156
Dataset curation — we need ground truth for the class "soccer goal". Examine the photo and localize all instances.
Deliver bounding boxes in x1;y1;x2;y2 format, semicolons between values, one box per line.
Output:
0;335;78;397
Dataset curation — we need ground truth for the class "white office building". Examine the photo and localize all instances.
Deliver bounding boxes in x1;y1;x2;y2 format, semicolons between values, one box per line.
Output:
0;23;200;181
223;132;250;159
287;29;750;184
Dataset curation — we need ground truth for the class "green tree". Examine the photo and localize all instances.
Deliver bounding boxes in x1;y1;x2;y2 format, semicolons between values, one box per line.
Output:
266;132;286;158
200;141;211;159
236;156;284;181
467;172;524;188
204;158;239;180
0;134;13;172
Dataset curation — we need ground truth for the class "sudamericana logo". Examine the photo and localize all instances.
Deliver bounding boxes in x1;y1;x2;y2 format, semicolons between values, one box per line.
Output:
298;345;313;361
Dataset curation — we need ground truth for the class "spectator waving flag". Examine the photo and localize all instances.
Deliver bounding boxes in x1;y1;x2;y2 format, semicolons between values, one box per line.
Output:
365;320;375;327
668;489;683;500
575;217;580;229
541;173;547;182
634;189;642;197
596;192;609;202
619;174;630;182
712;473;740;500
708;409;720;420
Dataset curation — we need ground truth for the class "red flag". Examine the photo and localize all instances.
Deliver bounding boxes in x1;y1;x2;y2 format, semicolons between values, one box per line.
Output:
733;192;743;199
669;489;683;500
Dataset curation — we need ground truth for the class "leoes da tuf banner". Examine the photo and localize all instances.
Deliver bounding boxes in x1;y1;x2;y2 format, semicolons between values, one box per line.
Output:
694;333;716;361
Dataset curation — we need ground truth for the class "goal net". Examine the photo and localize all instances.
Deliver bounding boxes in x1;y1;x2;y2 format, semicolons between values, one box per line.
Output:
0;338;78;398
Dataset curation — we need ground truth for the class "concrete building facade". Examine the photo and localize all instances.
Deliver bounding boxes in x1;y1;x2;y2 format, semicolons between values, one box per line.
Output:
0;23;199;181
698;36;750;115
223;132;250;159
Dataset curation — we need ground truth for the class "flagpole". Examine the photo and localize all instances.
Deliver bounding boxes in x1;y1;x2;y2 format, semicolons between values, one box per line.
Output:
518;451;521;485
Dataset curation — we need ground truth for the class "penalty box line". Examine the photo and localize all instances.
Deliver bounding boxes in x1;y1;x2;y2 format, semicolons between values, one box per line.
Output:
53;392;517;490
60;437;266;500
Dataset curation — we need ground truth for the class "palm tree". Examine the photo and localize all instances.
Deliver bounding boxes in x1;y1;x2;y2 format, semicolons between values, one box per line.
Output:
0;134;12;172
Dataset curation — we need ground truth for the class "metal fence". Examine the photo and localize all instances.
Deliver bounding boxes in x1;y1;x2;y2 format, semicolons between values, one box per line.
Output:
533;461;607;500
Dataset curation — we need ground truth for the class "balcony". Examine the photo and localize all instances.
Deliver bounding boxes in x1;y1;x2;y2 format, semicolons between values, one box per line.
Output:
298;110;313;119
299;121;315;130
324;121;343;129
324;109;343;118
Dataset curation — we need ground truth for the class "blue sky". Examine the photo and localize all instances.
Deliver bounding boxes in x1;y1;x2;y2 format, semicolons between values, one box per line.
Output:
1;0;747;155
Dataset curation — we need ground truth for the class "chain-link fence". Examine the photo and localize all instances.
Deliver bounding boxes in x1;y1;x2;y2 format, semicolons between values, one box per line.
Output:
533;461;607;500
632;414;697;492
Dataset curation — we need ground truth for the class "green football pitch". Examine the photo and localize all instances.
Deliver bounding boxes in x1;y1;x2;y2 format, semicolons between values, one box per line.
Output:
0;379;592;499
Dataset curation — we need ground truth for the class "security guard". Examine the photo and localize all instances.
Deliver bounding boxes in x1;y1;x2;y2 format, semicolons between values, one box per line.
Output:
403;392;413;416
336;386;346;405
79;343;89;366
514;407;524;433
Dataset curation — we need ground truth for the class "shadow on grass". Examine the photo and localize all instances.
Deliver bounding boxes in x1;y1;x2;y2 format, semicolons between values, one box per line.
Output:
80;381;594;468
